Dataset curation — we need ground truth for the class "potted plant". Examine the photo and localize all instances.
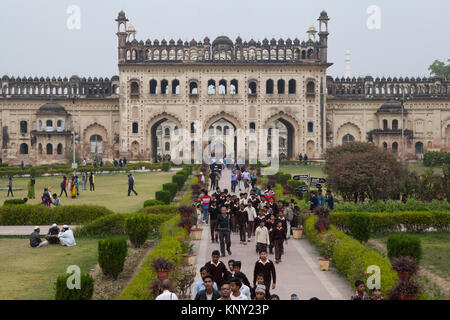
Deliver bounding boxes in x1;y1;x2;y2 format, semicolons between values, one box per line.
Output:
291;226;304;239
391;256;419;281
174;265;196;299
151;257;174;280
191;183;201;195
182;242;196;265
190;225;203;240
178;205;195;218
179;216;196;233
318;233;336;271
313;207;330;233
397;280;419;300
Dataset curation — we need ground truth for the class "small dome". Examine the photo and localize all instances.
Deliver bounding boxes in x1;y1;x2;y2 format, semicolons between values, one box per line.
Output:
212;36;233;47
127;24;135;32
37;101;68;115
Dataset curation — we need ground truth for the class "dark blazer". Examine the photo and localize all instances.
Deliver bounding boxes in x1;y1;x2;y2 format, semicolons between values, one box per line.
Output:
194;289;221;300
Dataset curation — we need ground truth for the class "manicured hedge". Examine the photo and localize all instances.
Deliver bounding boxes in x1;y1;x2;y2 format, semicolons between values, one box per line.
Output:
387;234;422;261
143;200;165;207
333;198;450;212
155;190;171;204
126;214;152;248
118;215;187;300
163;182;178;199
172;175;185;189
304;215;398;298
162;162;171;172
140;205;178;215
0;204;113;225
54;273;94;300
329;211;450;233
98;237;128;280
74;213;173;237
4;199;26;205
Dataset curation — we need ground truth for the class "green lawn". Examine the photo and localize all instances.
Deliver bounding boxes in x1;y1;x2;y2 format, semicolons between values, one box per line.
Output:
0;237;99;300
279;165;325;177
0;171;174;213
372;232;450;282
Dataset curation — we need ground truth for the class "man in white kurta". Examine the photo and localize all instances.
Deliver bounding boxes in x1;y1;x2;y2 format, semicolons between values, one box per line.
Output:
58;225;76;246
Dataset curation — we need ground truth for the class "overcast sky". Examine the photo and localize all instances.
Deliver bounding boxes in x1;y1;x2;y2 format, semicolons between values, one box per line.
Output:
0;0;449;79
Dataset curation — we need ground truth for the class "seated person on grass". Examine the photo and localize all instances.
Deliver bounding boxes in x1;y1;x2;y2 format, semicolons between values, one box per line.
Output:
58;225;76;246
30;226;48;248
45;224;60;244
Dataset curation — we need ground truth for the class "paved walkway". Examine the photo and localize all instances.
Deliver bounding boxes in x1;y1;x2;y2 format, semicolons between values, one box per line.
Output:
0;225;77;236
191;168;352;300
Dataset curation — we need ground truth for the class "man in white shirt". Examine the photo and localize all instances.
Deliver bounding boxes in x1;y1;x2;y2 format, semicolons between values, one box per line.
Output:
244;202;256;242
58;225;76;246
156;279;179;300
235;272;251;299
230;277;249;300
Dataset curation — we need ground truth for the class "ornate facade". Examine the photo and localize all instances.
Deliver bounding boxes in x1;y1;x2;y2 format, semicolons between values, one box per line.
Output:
0;10;448;165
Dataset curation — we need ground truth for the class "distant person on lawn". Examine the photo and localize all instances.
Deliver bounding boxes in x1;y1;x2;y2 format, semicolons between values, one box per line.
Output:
128;173;138;196
28;175;35;199
89;172;95;191
60;176;68;197
70;177;77;198
52;194;61;206
58;225;76;246
7;177;13;197
30;226;48;248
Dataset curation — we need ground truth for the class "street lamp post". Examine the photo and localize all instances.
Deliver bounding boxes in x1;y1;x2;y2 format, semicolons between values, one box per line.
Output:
71;95;80;171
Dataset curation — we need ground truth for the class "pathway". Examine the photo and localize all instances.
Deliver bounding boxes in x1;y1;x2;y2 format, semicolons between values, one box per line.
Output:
191;167;353;300
0;225;77;236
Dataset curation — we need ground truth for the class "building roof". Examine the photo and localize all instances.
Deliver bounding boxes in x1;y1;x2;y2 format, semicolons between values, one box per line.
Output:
212;36;233;47
376;100;407;114
36;101;68;115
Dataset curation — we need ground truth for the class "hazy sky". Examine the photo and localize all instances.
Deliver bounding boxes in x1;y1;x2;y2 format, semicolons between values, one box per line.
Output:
0;0;449;79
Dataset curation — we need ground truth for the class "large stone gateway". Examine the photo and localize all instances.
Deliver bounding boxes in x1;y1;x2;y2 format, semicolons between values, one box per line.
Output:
0;10;448;164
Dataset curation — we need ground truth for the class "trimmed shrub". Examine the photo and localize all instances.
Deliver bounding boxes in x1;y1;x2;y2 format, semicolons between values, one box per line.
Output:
98;237;128;280
143;200;165;207
0;204;113;225
333;198;450;213
162;162;171;172
141;205;178;215
348;212;371;243
125;214;151;248
287;179;306;190
163;182;178;199
55;273;94;300
155;190;171;204
387;234;422;261
172;174;186;189
4;199;26;205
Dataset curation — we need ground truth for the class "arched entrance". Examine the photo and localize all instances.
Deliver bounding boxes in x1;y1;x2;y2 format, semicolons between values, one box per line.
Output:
150;118;181;162
266;118;295;159
205;118;237;163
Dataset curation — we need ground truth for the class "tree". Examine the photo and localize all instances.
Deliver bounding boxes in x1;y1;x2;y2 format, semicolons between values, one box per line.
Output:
324;142;406;202
428;59;450;78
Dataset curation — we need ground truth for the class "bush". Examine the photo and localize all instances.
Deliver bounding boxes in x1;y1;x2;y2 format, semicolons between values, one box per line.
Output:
287;179;306;190
98;237;128;280
162;162;171;172
155;190;171;204
125;214;151;248
334;198;450;213
304;214;399;298
141;205;178;215
163;183;178;199
4;199;26;205
387;234;422;261
0;204;113;225
54;273;94;300
172;174;186;189
143;200;165;207
348;212;371;243
423;151;450;167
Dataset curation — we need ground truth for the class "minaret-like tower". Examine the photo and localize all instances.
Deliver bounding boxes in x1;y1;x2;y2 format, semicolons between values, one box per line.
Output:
317;10;329;63
344;50;351;78
115;10;129;64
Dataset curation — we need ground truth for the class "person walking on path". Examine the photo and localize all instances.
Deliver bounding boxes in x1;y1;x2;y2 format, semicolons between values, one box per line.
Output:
253;250;276;295
236;203;248;244
215;206;232;257
237;170;243;191
60;176;68;197
123;157;127;168
208;200;219;243
283;201;294;239
128;173;138;196
7;177;13;197
209;170;216;191
201;190;212;224
325;189;334;211
205;250;230;287
273;220;287;263
317;189;325;207
309;191;319;212
230;278;249;300
28;175;35;199
255;220;270;254
244;201;256;242
89;172;95;191
194;274;220;300
193;267;219;299
230;170;237;193
81;171;88;191
75;176;80;196
218;282;232;300
250;170;257;189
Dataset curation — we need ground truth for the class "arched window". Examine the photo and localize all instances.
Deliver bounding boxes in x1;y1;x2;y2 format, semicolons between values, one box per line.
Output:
230;79;238;94
307;48;314;59
383;142;388;149
172;79;180;94
165;128;170;136
165;142;170;151
20;121;28;134
20;143;28;154
46;120;53;132
224;125;230;135
56;143;62;155
266;79;274;94
90;135;103;154
46;143;53;155
218;80;227;95
189;81;198;94
392;119;398;130
383;119;388;130
132;122;138;133
38;143;43;154
415;141;423;154
208;79;216;95
306;81;315;96
130;81;139;97
392;142;398;152
301;50;306;59
288;79;296;94
249;122;256;133
248;81;257;94
342;134;355;144
149;80;157;94
57;120;63;132
190;122;196;133
161;80;168;95
277;79;285;94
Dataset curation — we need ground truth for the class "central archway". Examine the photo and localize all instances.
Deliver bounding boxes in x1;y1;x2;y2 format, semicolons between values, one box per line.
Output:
147;113;183;162
205;117;237;163
264;113;298;160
